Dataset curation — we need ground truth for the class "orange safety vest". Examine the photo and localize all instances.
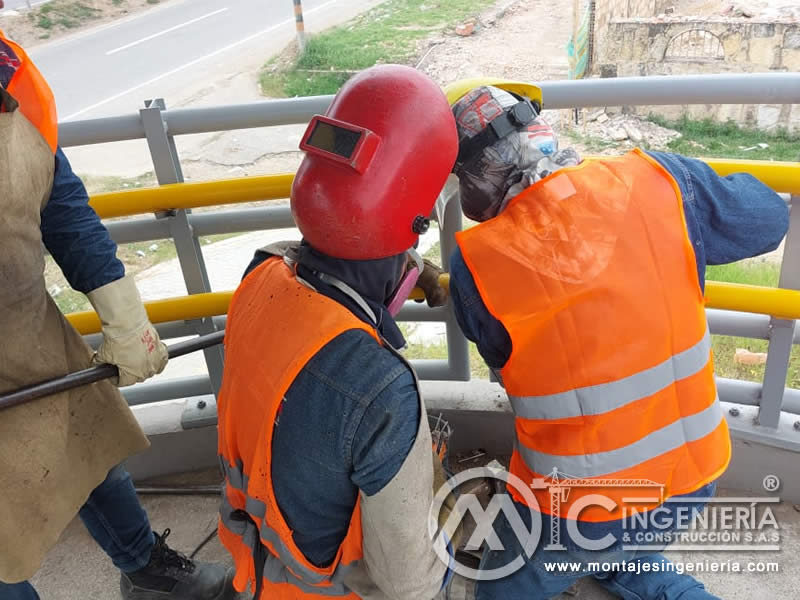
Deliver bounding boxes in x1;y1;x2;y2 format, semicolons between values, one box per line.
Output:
456;149;731;522
217;256;374;599
0;30;58;152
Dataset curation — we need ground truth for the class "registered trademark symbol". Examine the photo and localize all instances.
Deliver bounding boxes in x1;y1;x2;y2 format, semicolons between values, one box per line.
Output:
763;474;781;492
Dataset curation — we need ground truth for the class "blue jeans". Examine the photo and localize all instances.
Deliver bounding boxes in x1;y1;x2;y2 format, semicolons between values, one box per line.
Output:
474;483;720;600
0;465;154;600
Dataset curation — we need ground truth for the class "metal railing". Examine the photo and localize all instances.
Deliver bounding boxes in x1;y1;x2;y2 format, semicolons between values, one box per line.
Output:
59;73;800;447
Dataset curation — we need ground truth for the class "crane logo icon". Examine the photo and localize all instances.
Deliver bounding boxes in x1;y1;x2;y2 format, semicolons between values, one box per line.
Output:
531;467;665;551
428;466;543;580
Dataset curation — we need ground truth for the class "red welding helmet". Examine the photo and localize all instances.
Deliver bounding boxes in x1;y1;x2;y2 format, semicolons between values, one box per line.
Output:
291;65;458;260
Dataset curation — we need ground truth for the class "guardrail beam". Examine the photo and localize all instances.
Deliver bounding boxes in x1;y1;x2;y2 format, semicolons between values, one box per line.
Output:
759;195;800;428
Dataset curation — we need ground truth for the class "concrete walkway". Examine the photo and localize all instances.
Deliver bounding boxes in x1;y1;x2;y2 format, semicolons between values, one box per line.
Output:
29;469;799;599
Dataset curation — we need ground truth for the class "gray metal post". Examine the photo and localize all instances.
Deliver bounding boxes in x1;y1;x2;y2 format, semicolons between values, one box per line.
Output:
140;98;226;402
441;192;470;381
759;197;799;428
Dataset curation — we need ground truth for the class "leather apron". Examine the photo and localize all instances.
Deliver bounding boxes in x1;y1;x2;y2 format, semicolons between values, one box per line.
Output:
0;87;150;583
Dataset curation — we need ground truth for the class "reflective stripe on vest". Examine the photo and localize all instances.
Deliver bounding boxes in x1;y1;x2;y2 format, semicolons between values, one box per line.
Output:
219;461;355;596
517;398;724;479
0;31;58;152
508;327;712;421
217;256;373;598
456;150;731;521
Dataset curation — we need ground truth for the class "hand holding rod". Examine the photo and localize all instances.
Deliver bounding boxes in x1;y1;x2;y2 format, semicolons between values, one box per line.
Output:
0;330;225;411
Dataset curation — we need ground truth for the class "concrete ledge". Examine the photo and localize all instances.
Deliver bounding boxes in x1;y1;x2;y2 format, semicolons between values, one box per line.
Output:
126;383;800;503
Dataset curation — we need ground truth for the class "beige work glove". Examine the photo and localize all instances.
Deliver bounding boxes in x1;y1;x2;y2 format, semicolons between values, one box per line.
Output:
415;259;449;308
87;275;168;387
432;450;464;551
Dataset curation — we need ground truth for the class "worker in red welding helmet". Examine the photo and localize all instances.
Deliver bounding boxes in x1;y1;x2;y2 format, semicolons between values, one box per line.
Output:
0;28;233;600
445;83;789;599
217;64;462;599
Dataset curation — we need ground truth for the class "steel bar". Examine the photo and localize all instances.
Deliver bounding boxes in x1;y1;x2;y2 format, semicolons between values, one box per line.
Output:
0;331;224;410
103;205;295;247
759;194;800;428
538;73;800;109
440;192;471;381
123;376;214;406
59;74;800;149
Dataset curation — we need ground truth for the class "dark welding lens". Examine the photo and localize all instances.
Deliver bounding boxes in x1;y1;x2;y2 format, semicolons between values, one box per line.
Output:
306;120;363;159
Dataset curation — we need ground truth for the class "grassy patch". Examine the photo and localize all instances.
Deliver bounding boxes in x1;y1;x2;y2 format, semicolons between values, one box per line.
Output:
648;115;800;161
261;0;493;97
564;130;630;153
29;0;102;31
706;261;781;288
399;324;490;379
711;335;800;388
79;172;158;195
704;259;797;386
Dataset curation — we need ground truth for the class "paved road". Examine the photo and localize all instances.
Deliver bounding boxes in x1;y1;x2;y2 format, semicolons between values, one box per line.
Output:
26;0;374;121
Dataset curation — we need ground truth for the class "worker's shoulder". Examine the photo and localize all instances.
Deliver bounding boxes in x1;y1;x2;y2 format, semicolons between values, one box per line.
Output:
303;328;416;404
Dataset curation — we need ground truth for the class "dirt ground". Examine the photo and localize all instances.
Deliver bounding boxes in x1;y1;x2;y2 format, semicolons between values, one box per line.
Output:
0;0;172;47
418;0;571;85
180;0;596;182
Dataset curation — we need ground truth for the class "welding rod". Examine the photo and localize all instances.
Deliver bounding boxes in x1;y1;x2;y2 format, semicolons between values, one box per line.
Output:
0;330;225;411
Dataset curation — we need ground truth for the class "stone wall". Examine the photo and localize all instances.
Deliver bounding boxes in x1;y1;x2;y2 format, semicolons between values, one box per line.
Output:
595;17;800;131
593;0;659;73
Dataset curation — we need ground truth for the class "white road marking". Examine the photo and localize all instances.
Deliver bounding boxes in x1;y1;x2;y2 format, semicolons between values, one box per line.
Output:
63;0;338;121
106;8;229;56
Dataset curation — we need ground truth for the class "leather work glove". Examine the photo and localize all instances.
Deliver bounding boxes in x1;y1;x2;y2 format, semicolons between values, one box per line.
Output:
415;259;448;308
432;450;464;551
87;275;168;387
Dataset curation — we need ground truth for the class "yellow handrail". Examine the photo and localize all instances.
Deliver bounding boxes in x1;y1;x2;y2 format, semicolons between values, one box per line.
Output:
89;174;294;219
66;277;800;335
703;281;800;321
703;159;800;196
88;159;798;220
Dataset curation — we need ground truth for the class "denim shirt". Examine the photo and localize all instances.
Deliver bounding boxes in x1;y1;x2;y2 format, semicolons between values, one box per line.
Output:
241;253;423;568
449;151;790;369
41;147;125;292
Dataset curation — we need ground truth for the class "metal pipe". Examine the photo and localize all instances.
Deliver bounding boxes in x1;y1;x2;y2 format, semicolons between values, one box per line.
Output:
90;174;294;219
123;375;214;406
703;159;800;196
190;205;295;236
59;114;146;147
104;217;171;245
0;331;225;410
90;160;796;220
538;73;800;109
707;309;771;341
67;292;235;335
716;377;800;415
59;74;800;148
705;281;800;321
103;205;295;245
164;97;331;136
441;192;471;381
66;276;800;336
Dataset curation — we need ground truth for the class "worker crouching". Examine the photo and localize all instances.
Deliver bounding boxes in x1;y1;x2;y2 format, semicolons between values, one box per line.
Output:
216;65;461;600
444;82;789;599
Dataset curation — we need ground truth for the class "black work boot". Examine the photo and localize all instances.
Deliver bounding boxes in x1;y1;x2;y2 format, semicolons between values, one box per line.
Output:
120;529;235;600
